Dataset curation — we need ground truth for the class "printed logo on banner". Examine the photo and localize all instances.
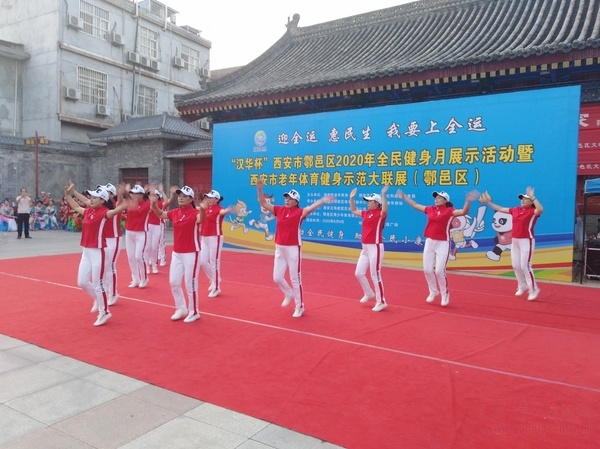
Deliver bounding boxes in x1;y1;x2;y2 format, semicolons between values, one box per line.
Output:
253;130;267;152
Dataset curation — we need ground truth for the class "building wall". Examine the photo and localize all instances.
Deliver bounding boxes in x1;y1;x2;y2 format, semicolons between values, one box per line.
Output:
0;0;210;143
0;56;22;136
0;144;91;200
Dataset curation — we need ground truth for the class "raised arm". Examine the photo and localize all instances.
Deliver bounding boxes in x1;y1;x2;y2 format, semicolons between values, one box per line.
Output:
381;185;389;218
526;186;543;216
257;178;275;213
396;189;426;213
479;191;510;214
453;190;480;217
349;188;361;217
64;182;85;216
302;194;335;218
149;191;168;220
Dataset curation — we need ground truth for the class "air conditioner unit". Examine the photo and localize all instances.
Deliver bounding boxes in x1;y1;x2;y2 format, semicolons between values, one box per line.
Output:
67;15;81;30
172;56;184;68
149;59;159;70
122;114;135;121
127;51;140;64
195;68;210;78
110;32;124;46
140;56;150;67
199;120;210;131
63;86;81;101
96;104;110;116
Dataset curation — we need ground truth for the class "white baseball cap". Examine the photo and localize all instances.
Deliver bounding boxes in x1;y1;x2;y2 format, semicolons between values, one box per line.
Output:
518;193;533;200
283;189;300;202
86;187;109;202
154;189;163;198
204;189;221;199
363;193;382;203
176;186;195;197
98;183;117;195
129;185;145;195
433;191;450;202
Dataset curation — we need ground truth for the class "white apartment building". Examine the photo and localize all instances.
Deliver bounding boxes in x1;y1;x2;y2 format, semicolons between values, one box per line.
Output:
0;0;210;143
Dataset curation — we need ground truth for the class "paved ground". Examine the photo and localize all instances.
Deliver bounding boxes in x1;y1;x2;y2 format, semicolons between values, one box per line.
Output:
0;229;344;449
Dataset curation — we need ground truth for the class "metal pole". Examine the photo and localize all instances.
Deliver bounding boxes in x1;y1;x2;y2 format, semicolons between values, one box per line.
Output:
35;130;39;198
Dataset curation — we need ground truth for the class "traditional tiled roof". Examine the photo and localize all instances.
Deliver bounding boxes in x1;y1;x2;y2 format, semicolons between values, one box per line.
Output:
175;0;600;113
0;134;98;153
89;113;210;142
164;140;213;158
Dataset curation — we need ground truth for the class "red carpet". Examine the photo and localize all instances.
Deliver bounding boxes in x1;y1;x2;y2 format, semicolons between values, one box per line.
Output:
1;250;599;449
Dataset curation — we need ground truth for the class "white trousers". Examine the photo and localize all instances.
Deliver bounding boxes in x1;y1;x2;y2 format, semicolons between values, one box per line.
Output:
355;243;386;303
158;220;167;263
77;247;108;313
423;238;450;297
145;223;161;267
200;235;223;290
104;236;121;298
170;251;200;314
511;237;538;292
126;230;148;284
273;244;303;308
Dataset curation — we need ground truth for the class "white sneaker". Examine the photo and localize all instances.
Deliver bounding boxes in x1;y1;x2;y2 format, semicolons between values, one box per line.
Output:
208;285;214;291
208;288;221;298
441;294;450;307
426;293;437;303
159;259;167;267
128;281;139;288
93;312;112;326
372;301;387;312
90;301;98;313
171;308;188;320
139;278;148;289
360;293;374;303
292;307;304;318
281;296;292;307
527;288;540;301
152;265;159;274
515;287;528;296
108;294;119;306
183;312;200;323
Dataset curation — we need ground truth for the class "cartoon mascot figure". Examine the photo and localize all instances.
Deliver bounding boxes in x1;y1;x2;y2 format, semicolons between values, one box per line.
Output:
480;191;512;261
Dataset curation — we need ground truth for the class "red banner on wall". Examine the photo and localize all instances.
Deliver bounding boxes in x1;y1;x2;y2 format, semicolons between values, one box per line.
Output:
578;104;600;175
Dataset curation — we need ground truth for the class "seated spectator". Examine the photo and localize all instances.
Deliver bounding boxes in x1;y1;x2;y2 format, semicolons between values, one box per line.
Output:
33;200;48;230
59;197;69;229
46;199;58;229
0;198;18;232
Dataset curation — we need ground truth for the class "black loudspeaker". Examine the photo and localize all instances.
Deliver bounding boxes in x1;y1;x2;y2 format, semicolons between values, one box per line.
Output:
585;247;600;277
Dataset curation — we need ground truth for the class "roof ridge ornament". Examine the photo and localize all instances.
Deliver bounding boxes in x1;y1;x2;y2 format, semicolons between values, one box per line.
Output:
286;13;300;32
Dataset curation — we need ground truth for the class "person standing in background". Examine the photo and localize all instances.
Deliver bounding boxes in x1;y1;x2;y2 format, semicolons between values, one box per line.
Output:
15;188;33;239
349;185;389;312
145;187;165;275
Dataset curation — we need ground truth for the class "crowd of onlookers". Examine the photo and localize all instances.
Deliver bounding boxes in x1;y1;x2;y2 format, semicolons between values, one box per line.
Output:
1;191;87;232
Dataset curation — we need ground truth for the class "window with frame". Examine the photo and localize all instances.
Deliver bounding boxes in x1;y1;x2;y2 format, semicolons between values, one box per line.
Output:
121;168;148;187
77;66;108;105
137;85;157;116
138;26;159;59
181;45;200;73
80;0;110;40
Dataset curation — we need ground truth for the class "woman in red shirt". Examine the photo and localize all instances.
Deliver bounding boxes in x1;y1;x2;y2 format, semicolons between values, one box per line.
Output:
199;189;236;298
479;187;543;300
151;186;205;323
397;189;478;307
125;185;151;289
349;185;389;312
64;182;128;326
257;179;334;318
